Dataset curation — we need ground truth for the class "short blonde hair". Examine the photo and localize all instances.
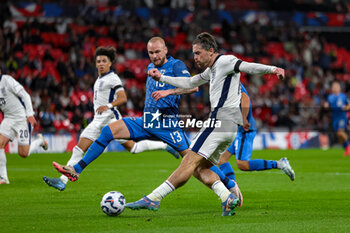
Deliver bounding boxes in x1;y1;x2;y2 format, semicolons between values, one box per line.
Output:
148;37;166;46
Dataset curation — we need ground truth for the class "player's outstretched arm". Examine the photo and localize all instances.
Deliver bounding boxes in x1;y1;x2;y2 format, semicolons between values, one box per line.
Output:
148;68;208;89
238;61;285;80
152;87;199;101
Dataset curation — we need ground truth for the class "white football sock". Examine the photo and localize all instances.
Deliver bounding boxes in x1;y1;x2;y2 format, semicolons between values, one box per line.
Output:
147;180;175;202
60;146;84;184
0;149;8;181
130;140;167;154
277;160;283;169
211;180;230;202
28;138;43;156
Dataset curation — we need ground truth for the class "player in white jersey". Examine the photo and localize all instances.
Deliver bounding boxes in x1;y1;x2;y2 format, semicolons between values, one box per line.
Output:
126;32;285;216
43;47;179;191
0;71;48;184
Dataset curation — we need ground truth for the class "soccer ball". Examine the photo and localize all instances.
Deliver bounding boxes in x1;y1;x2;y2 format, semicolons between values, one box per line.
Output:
100;191;126;216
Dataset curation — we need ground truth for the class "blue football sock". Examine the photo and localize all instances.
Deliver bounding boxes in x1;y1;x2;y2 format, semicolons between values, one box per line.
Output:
219;162;236;181
248;159;277;171
343;141;349;149
74;126;114;174
210;166;235;189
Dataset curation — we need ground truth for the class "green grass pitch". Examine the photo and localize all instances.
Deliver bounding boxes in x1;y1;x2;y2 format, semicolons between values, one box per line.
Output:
0;149;349;233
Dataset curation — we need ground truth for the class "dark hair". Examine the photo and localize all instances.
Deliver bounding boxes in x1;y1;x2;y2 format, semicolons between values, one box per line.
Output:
94;47;116;63
192;32;219;53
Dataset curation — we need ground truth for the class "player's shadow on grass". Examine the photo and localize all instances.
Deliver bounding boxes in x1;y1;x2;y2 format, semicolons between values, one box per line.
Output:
117;210;228;218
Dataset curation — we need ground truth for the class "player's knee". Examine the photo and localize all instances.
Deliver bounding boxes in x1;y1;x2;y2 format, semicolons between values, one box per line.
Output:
218;151;232;165
18;151;29;158
179;149;189;158
18;146;30;158
180;152;199;170
193;166;201;178
122;142;134;152
336;131;347;141
237;160;250;171
337;130;346;136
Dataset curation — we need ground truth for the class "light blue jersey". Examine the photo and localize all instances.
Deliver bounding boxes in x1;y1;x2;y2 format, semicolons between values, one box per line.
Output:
144;56;190;116
123;56;191;152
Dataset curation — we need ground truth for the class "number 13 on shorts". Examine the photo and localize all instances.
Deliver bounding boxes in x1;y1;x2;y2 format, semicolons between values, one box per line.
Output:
170;131;182;143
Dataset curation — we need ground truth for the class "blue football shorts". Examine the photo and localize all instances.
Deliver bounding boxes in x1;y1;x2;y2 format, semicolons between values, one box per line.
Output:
227;130;257;161
122;117;190;152
332;117;348;132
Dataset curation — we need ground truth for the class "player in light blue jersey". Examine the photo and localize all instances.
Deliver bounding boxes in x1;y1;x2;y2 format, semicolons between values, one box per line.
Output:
325;81;350;156
52;37;238;204
43;46;184;191
51;37;195;176
212;83;295;206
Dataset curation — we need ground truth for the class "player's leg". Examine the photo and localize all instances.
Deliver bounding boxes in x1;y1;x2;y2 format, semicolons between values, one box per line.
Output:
66;138;92;167
0;119;16;184
16;122;47;157
124;127;194;211
0;134;10;184
235;131;295;180
190;122;239;215
237;156;295;181
125;140;166;152
44;137;92;191
121;140;180;159
53;119;132;181
27;134;48;155
125;150;201;211
333;119;350;156
216;139;237;190
215;137;243;206
234;131;276;171
194;158;239;216
336;130;348;144
126;150;238;216
218;150;236;180
210;165;236;192
126;124;239;215
336;129;350;156
126;151;205;208
121;126;189;159
210;163;242;207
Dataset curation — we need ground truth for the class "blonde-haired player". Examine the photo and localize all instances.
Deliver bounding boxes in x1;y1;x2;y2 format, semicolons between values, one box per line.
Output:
43;46;179;191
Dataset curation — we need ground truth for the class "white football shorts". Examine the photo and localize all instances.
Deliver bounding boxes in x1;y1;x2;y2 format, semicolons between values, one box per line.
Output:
0;117;33;145
190;120;237;165
80;117;127;145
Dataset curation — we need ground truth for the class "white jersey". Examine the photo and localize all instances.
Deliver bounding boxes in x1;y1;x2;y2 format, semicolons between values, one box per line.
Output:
0;74;34;119
161;54;276;124
199;55;243;124
93;71;124;121
159;53;276;163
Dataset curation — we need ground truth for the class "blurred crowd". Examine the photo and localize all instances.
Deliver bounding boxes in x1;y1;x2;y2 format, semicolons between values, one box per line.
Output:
0;2;349;136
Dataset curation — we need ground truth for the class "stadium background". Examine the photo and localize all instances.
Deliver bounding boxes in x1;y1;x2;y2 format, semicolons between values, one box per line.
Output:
1;0;350;152
1;1;350;233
